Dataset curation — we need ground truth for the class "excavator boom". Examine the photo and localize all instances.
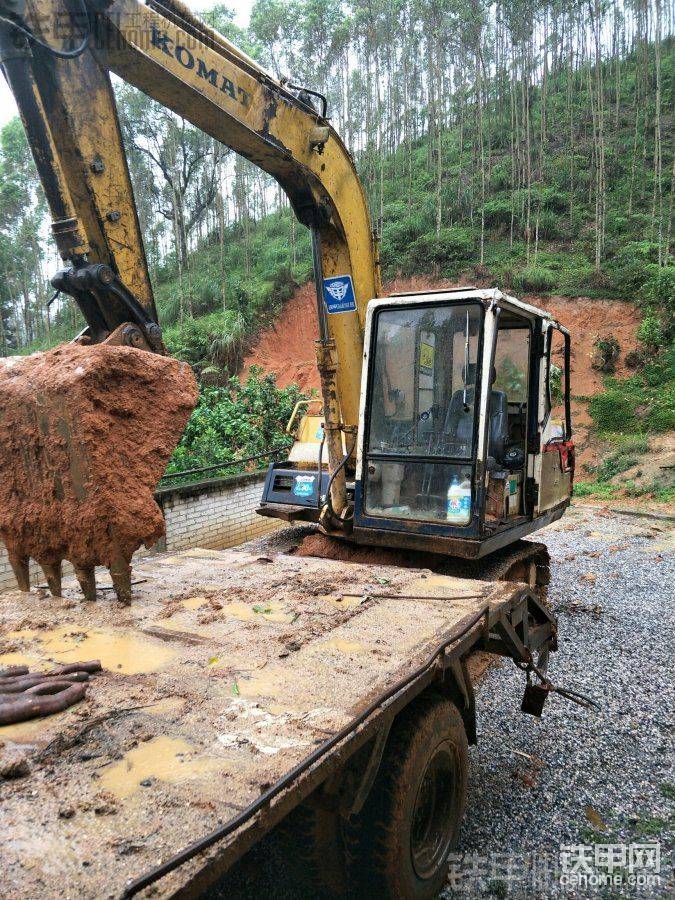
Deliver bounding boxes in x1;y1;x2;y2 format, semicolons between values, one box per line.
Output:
0;0;378;600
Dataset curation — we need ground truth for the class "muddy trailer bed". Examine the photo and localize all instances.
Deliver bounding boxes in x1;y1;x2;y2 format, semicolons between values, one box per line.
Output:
0;536;554;899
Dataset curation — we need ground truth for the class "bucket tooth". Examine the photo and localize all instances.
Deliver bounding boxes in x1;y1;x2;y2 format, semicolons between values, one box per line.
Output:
74;566;97;602
39;561;63;597
107;527;133;604
8;554;30;592
109;563;132;605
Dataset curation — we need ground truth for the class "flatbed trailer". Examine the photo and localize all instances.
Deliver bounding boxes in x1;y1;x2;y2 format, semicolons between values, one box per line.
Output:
0;531;555;899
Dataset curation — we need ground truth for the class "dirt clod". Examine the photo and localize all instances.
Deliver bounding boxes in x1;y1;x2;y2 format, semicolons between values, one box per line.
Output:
0;751;30;779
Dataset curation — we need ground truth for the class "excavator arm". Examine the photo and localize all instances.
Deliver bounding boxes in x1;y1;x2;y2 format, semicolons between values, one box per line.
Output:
0;0;379;600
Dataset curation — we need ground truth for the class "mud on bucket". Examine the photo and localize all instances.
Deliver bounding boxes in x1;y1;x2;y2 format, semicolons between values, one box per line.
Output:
0;343;198;603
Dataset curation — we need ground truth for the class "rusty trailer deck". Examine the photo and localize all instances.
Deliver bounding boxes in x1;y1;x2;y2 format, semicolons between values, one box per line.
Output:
0;539;546;899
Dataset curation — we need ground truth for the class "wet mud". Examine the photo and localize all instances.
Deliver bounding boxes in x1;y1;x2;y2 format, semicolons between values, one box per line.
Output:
0;343;197;600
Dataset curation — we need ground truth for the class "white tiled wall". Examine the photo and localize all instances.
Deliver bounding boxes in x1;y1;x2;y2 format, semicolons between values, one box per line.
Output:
159;473;281;552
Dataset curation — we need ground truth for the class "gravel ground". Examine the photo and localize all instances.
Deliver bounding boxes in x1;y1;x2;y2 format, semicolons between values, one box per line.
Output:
444;506;674;898
214;507;674;899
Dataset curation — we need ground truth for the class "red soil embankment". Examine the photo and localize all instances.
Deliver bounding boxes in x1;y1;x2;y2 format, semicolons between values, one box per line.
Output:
242;282;320;394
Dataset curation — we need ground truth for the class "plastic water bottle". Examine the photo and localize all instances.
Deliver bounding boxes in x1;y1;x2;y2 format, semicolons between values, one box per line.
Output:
446;474;471;525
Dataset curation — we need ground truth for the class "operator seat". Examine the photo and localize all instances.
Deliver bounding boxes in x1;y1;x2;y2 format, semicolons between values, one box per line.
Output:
443;364;509;463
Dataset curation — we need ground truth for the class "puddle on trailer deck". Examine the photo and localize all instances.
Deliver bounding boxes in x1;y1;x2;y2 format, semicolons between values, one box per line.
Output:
320;594;365;610
311;637;366;655
98;735;226;799
224;601;295;625
145;697;187;717
4;626;176;674
181;596;209;610
0;650;50;671
237;669;290;701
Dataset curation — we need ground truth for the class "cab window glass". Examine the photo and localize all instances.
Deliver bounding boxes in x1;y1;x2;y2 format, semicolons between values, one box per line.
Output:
367;304;482;460
547;327;567;425
494;327;529;402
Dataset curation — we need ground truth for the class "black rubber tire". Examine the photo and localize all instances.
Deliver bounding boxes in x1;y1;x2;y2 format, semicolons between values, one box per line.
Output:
275;795;348;898
344;693;468;899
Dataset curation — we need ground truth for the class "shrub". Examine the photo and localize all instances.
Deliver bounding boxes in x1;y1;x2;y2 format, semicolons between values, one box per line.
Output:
513;267;557;293
540;188;568;213
589;373;675;434
588;435;649;481
380;213;427;262
637;315;665;350
165;368;302;482
405;226;475;273
591;335;620;372
483;197;512;229
164;309;252;377
637;268;675;345
606;241;661;296
536;208;563;241
639;266;675;312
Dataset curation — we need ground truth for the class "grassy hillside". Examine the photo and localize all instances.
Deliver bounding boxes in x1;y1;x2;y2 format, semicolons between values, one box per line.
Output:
143;40;673;381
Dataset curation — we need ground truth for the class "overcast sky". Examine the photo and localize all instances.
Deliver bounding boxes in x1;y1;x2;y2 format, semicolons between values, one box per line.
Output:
0;1;255;128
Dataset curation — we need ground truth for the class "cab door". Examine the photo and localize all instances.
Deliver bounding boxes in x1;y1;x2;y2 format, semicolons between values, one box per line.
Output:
536;323;573;512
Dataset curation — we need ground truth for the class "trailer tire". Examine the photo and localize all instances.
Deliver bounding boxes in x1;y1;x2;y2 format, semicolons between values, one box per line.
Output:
275;796;347;898
344;693;468;899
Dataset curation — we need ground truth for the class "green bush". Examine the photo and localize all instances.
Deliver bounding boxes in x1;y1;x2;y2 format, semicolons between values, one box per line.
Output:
637;314;666;349
483;197;512;229
164;309;251;377
588;435;649;481
513;267;557;293
165;367;301;482
639;266;675;312
589;373;675;434
539;188;568;213
592;335;620;372
573;480;617;499
405;226;475;273
606;241;661;296
637;268;675;345
536;208;563;241
380;212;427;261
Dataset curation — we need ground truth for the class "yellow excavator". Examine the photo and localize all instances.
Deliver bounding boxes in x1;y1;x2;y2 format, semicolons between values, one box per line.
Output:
0;0;574;604
0;5;590;897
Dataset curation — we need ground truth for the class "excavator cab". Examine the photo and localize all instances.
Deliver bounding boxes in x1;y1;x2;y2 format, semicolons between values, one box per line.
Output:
260;288;573;560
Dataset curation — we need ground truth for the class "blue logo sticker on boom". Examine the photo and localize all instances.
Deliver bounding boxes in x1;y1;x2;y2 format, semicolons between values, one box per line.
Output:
323;275;357;314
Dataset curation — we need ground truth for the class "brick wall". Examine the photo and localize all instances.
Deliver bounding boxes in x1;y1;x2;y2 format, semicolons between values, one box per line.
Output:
0;470;280;593
155;470;281;552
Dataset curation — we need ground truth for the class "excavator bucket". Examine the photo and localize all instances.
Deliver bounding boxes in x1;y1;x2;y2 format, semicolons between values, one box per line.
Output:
0;344;198;603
